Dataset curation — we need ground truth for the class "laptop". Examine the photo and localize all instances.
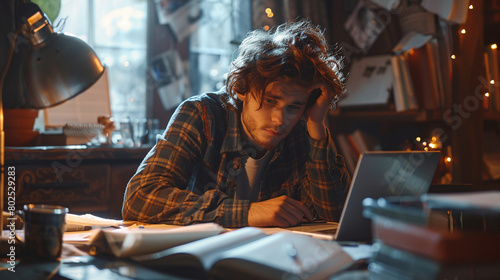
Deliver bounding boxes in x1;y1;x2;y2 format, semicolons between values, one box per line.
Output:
334;151;441;242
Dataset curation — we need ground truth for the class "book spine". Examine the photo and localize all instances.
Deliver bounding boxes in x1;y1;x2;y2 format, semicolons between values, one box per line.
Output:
391;55;407;111
484;51;492;110
400;53;418;110
490;46;500;111
425;42;442;109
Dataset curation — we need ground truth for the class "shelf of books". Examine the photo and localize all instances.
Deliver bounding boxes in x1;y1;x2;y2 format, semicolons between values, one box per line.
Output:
332;0;498;189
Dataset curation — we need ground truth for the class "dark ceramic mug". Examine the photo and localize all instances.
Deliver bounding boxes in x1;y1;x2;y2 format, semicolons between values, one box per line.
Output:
23;204;68;261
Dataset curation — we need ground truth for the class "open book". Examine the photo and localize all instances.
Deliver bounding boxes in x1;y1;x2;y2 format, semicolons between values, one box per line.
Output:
135;227;354;280
84;223;224;258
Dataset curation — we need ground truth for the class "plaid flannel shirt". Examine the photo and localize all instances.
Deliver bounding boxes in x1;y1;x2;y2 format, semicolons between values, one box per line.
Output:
122;89;351;227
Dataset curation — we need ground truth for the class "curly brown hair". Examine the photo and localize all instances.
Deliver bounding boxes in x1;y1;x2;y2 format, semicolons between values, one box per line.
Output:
226;19;345;109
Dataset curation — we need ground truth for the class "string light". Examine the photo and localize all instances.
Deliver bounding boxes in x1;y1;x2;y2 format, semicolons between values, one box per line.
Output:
265;7;273;18
469;4;473;9
491;79;495;85
485;92;490;97
460;29;466;34
445;157;452;163
264;25;270;31
451;54;456;59
492;44;498;50
416;137;421;142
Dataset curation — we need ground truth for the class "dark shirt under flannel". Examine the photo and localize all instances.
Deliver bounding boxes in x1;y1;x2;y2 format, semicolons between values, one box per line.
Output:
122;89;351;227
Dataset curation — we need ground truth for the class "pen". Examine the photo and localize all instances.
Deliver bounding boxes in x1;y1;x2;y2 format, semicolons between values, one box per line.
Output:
290;231;334;240
66;225;92;232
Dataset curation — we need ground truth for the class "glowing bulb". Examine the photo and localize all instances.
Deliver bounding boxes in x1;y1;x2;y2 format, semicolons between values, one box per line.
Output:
451;54;456;59
429;143;436;149
424;147;429;151
492;44;498;50
460;29;466;34
469;5;473;9
265;8;272;13
445;157;452;163
422;141;427;146
431;136;437;142
264;25;270;31
416;137;421;142
267;12;274;18
485;92;490;97
491;79;495;84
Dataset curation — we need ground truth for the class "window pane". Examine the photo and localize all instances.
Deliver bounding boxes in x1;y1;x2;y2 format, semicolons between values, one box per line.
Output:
97;48;147;118
93;0;147;49
53;0;147;121
55;0;89;41
188;0;252;95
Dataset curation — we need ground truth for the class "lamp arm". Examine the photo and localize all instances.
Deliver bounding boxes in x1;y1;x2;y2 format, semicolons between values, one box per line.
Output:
0;30;20;233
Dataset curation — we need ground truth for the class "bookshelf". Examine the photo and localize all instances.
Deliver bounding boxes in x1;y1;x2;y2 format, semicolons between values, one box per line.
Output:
329;0;499;190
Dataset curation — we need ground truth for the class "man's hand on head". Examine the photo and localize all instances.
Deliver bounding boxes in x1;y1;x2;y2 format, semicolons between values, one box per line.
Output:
247;195;313;227
305;84;337;140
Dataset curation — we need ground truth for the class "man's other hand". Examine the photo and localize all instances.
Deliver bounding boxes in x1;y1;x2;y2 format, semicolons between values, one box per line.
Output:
247;195;313;227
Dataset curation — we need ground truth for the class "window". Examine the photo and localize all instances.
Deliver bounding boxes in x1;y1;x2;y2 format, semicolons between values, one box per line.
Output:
188;0;251;95
54;0;251;121
55;0;147;120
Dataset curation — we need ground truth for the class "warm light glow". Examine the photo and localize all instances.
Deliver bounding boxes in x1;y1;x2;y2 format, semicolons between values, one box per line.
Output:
424;147;429;151
422;141;427;146
485;92;490;97
431;136;437;142
429;143;436;149
460;29;466;34
267;12;274;18
416;137;421;142
264;25;270;31
491;44;498;50
445;157;452;163
491;79;495;84
451;54;456;59
469;4;473;9
265;8;272;13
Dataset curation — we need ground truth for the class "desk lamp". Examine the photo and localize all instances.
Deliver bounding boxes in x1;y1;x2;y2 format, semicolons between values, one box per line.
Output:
0;2;104;233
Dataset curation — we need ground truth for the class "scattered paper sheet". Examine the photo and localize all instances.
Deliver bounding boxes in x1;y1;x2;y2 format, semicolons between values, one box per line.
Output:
66;213;124;230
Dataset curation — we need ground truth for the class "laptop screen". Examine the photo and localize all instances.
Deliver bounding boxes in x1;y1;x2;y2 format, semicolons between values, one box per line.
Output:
335;151;441;242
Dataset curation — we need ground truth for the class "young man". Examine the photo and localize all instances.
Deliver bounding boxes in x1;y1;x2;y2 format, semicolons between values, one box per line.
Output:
122;20;351;228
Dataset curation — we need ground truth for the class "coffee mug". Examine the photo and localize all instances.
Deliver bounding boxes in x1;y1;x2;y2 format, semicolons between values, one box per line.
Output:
23;204;68;261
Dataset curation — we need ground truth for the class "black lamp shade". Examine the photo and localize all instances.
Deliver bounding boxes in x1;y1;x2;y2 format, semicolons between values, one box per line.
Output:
24;33;105;109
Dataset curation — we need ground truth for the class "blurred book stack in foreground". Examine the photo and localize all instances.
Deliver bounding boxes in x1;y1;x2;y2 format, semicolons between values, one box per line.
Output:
363;191;500;280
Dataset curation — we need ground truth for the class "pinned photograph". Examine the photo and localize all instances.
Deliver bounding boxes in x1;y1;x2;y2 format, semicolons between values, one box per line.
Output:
154;0;202;42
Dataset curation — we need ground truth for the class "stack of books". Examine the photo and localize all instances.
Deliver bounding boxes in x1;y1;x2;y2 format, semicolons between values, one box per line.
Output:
363;192;500;279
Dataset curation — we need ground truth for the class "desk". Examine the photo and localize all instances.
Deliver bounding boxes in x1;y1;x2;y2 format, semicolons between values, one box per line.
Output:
5;146;150;219
0;254;369;280
0;223;371;279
